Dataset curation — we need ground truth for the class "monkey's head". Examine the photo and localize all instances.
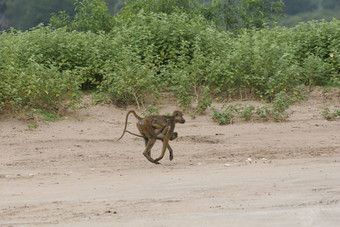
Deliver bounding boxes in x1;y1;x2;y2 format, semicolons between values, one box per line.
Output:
172;111;185;124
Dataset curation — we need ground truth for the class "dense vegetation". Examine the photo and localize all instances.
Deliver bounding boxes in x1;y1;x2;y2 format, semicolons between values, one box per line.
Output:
0;0;339;119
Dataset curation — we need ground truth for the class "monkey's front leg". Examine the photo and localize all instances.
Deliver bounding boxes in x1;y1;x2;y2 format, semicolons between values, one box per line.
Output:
167;144;174;161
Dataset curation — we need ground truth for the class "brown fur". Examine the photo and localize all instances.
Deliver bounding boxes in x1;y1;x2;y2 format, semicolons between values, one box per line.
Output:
117;110;185;164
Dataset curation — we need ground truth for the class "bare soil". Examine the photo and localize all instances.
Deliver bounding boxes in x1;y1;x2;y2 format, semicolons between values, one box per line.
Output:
1;89;340;226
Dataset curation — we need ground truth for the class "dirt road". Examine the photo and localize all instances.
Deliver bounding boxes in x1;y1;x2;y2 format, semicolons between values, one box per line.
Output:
1;90;339;226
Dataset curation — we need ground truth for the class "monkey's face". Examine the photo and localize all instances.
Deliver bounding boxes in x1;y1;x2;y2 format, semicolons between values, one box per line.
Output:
173;111;185;124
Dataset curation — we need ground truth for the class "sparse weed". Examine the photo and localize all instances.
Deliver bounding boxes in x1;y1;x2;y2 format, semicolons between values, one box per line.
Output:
321;108;340;121
38;110;61;122
255;105;270;120
142;105;160;116
269;91;293;121
28;122;39;129
211;91;296;124
211;105;237;125
26;109;61;122
238;104;255;121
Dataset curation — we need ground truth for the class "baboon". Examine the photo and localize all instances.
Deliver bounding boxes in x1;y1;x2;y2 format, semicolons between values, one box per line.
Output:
117;111;178;141
117;110;185;164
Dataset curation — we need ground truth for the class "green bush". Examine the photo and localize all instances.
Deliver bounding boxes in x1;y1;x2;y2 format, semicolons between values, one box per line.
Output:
50;0;115;33
291;19;340;86
100;12;219;107
0;60;81;112
194;86;212;114
0;28;83;113
122;0;284;31
100;48;161;108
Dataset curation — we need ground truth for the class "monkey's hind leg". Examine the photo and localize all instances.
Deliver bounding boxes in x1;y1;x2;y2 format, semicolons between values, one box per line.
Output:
143;138;160;164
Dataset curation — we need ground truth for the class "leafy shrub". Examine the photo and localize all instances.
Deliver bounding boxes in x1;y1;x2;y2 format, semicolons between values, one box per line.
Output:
172;77;195;109
122;0;197;16
0;59;81;113
50;0;115;33
301;55;333;87
122;0;284;31
102;12;216;107
291;19;340;87
100;47;161;108
194;86;212;114
0;28;85;114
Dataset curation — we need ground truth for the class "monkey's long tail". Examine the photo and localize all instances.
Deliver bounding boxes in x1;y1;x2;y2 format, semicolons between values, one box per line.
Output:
116;110;143;142
125;130;144;138
116;130;144;141
116;111;133;141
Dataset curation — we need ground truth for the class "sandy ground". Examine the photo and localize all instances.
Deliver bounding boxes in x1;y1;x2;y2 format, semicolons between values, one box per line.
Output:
0;89;340;227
